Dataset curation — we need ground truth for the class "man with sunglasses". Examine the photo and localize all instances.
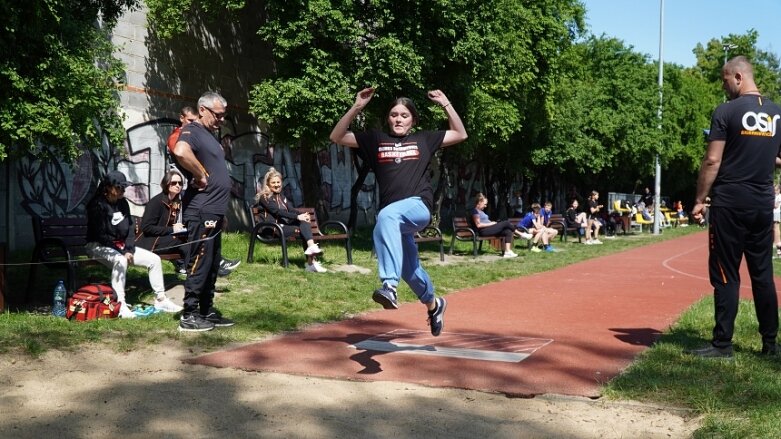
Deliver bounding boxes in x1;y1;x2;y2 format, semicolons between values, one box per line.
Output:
172;91;235;332
167;105;241;277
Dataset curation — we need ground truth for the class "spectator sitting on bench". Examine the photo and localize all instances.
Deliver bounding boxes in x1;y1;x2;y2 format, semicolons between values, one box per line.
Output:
638;201;654;222
470;193;518;258
518;203;558;253
136;169;189;275
540;201;560;238
254;167;326;273
85;170;183;318
584;190;604;245
564;198;588;237
674;200;689;227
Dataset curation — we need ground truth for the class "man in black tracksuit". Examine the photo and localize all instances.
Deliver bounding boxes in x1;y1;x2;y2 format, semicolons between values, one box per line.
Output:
689;56;781;358
172;91;234;332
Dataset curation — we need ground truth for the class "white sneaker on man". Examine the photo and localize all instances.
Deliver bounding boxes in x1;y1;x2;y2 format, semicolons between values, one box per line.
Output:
154;297;183;313
306;261;327;273
118;303;136;319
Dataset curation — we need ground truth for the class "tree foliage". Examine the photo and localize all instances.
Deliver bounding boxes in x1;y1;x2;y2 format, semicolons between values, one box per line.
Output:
693;29;781;101
145;3;781;211
0;0;140;163
147;0;585;213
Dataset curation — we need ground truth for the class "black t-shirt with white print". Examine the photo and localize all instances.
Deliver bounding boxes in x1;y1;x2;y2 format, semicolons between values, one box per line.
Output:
355;130;446;211
708;94;781;208
177;121;232;217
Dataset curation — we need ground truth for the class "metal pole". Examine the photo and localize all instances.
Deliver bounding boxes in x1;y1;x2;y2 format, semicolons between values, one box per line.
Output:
653;0;664;235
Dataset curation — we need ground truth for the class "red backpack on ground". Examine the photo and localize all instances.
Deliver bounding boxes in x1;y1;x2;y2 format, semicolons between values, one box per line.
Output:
66;284;121;321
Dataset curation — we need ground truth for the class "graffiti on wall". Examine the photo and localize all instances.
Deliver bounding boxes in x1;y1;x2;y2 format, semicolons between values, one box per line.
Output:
17;119;383;223
17;118;486;224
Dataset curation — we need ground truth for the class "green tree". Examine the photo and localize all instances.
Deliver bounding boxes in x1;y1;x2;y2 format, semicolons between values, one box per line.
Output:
539;36;660;192
693;29;781;101
147;0;586;221
1;0;139;163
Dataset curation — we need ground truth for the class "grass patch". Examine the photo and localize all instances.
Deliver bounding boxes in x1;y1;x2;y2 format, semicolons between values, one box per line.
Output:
604;264;781;438
2;226;691;355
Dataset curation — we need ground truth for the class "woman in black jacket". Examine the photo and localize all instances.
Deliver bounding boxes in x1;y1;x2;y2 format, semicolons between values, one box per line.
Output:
137;169;188;272
137;169;240;277
254;167;326;272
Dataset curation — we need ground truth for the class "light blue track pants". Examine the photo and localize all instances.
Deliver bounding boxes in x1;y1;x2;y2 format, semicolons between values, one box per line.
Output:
373;197;434;304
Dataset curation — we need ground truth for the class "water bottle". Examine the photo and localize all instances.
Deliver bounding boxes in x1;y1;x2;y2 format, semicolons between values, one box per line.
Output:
52;280;67;317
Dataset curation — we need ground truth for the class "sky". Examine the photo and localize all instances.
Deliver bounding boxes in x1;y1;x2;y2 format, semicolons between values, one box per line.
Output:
581;0;781;67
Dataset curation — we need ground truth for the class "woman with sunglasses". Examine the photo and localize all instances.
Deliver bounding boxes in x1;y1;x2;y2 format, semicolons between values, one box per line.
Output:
86;170;183;317
137;169;188;275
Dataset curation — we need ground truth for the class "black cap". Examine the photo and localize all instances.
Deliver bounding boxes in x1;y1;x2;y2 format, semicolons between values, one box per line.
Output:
106;170;132;188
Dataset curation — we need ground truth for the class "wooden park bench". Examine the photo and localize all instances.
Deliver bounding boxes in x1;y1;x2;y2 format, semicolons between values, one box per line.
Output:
549;213;581;243
26;216;96;301
246;204;352;267
26;216;181;301
449;216;508;257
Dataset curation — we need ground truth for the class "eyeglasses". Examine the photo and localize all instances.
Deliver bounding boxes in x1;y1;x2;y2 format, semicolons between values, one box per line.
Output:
203;106;226;120
169;181;183;186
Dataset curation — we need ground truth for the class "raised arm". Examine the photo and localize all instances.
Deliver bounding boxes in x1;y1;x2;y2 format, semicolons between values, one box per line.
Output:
329;87;375;148
426;90;468;147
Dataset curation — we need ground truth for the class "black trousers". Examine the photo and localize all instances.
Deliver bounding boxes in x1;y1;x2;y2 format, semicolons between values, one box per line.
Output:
280;221;314;251
708;206;778;348
477;220;514;243
182;212;223;315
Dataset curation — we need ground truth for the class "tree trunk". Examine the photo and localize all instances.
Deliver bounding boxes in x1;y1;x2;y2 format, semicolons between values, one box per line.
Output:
300;142;327;221
348;149;371;230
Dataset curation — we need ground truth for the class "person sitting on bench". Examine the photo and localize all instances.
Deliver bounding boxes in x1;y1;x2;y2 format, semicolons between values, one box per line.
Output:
85;170;183;317
470;193;518;258
254;167;327;273
136;169;189;275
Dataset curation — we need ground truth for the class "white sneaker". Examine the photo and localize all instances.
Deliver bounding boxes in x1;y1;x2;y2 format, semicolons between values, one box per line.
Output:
519;232;533;240
118;303;136;319
154;297;183;313
305;261;327;273
584;239;593;245
304;244;322;255
592;239;603;245
502;251;518;258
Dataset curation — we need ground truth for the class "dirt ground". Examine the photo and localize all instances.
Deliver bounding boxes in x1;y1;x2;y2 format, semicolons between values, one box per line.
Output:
0;343;700;439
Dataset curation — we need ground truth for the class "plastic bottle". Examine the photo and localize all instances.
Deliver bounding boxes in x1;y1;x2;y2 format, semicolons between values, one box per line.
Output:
52;280;67;317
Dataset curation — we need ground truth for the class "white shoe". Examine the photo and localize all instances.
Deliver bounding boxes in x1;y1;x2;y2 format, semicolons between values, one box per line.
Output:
502;251;518;258
154;297;183;313
592;239;603;245
306;261;327;273
519;232;533;240
304;244;322;255
119;303;136;319
584;239;593;245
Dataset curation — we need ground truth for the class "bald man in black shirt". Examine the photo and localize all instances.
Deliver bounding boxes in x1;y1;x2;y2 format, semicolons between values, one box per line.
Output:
689;56;781;358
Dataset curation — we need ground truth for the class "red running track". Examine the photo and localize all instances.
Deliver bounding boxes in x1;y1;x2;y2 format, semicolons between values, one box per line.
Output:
189;231;780;397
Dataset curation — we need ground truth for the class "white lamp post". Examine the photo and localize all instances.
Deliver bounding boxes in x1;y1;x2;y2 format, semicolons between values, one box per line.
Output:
653;0;664;235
